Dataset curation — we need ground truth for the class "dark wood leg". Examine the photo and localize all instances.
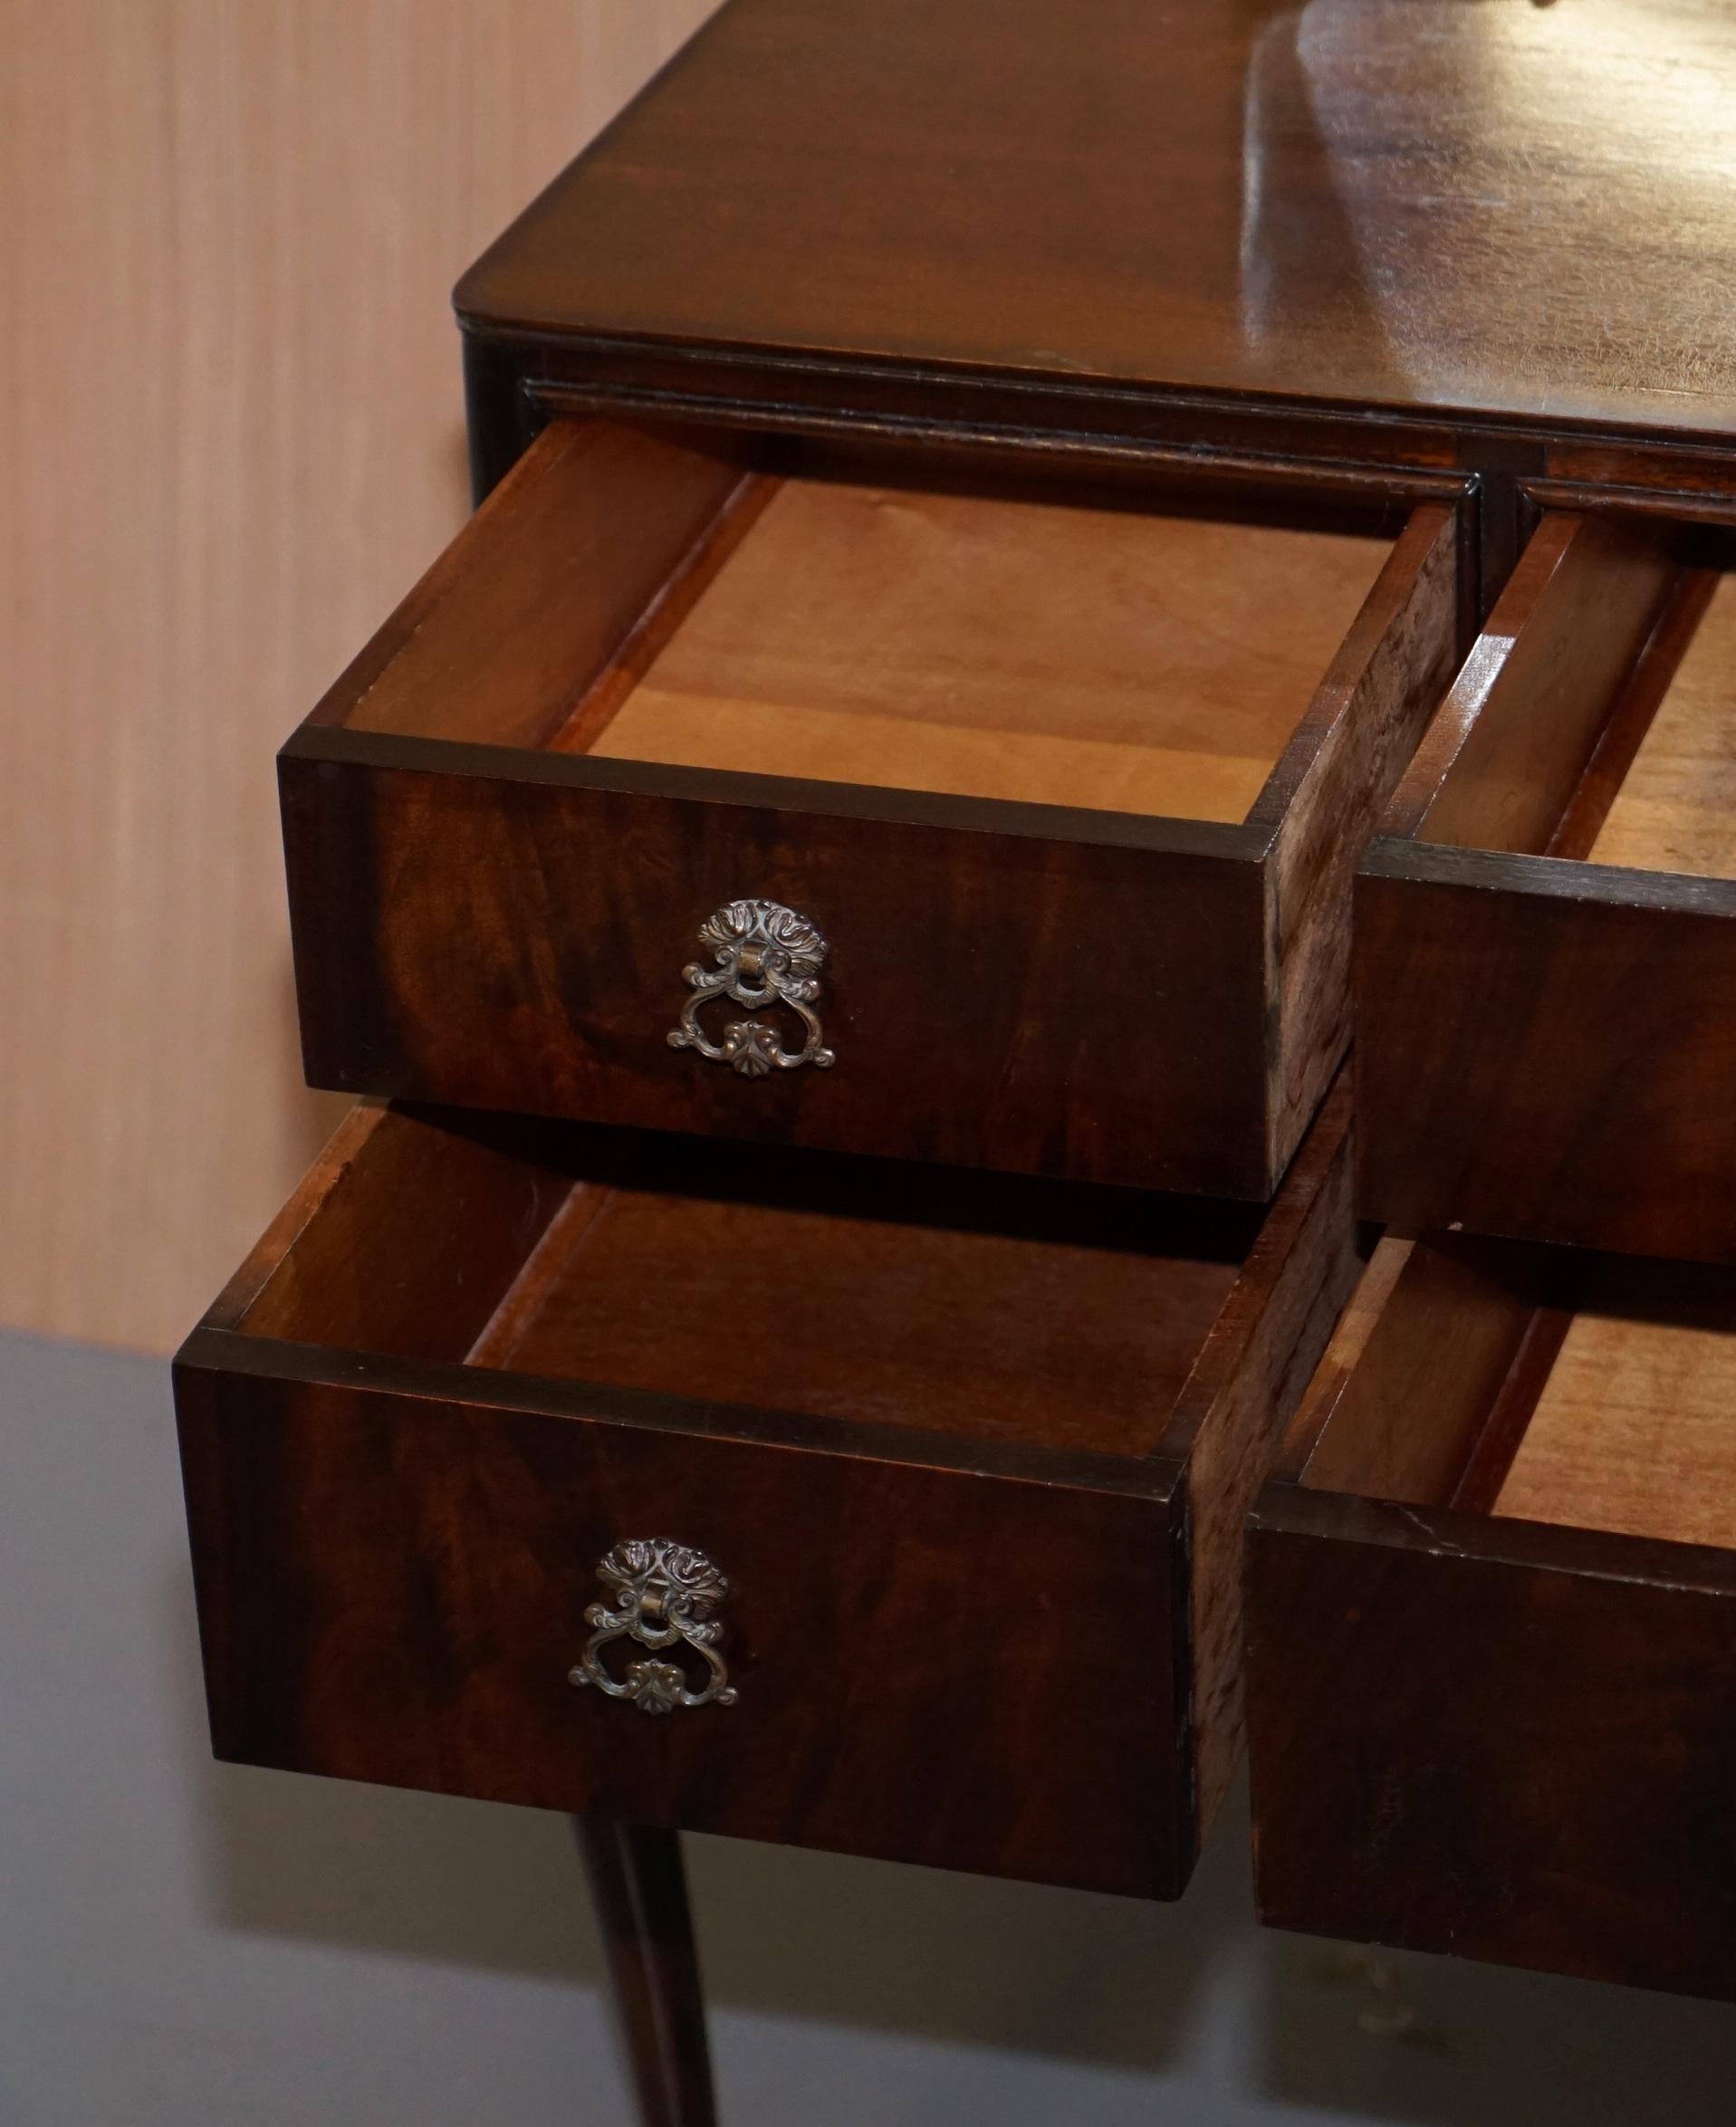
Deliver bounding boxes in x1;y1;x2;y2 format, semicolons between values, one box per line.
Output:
574;1818;717;2127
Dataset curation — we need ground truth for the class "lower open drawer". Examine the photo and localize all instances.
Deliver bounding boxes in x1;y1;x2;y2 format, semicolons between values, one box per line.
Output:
176;1087;1355;1899
1248;1231;1736;1999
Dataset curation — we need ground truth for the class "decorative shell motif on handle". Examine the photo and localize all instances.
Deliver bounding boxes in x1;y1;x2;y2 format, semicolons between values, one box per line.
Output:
567;1538;739;1715
667;899;836;1076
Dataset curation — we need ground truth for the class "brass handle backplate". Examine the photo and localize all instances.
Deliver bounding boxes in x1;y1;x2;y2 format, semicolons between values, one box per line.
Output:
568;1538;738;1716
667;898;835;1077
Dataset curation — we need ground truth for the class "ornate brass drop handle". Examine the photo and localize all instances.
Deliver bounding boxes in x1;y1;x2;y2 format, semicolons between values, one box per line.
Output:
568;1538;739;1716
667;898;835;1077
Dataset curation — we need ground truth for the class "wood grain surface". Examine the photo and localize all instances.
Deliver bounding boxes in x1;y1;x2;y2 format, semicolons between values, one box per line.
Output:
1496;1256;1736;1550
1590;574;1736;880
1353;511;1736;1264
281;409;1453;1201
457;0;1736;440
0;0;716;1352
585;479;1387;820
280;733;1278;1197
488;1141;1259;1453
1248;1231;1736;2000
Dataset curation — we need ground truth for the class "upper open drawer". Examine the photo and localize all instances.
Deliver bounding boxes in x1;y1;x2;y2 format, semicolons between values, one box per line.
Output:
1358;509;1736;1259
282;417;1463;1197
1248;1228;1736;2002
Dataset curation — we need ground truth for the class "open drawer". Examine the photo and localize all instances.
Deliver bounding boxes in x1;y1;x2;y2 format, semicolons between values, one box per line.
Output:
1359;508;1736;1260
1248;1230;1736;2000
282;415;1463;1197
175;1082;1357;1900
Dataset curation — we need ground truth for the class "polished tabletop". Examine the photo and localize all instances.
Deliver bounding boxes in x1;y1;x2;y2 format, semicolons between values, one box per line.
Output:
457;0;1736;442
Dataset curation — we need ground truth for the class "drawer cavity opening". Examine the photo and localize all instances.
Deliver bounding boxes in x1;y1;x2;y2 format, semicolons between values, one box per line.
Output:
1283;1231;1736;1550
232;1102;1276;1459
314;414;1433;829
1386;510;1736;880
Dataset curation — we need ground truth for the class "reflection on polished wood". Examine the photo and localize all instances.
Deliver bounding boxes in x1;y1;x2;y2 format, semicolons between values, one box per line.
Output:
462;0;1736;437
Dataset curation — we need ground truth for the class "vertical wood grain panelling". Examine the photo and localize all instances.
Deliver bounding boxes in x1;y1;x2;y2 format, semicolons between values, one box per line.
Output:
0;1;718;1352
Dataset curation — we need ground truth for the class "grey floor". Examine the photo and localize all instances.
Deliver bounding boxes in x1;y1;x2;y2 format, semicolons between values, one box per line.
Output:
4;1328;1734;2125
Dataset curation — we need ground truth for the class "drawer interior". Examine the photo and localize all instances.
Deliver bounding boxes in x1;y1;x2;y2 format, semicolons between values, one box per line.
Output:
1390;510;1736;878
1290;1232;1736;1550
564;476;1386;821
236;1104;1271;1457
1587;572;1736;878
318;417;1412;825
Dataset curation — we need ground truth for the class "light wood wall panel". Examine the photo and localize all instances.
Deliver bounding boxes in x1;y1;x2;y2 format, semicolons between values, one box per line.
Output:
0;0;719;1353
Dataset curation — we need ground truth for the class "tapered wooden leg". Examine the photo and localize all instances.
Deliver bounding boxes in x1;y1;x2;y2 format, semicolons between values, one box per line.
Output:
574;1818;717;2127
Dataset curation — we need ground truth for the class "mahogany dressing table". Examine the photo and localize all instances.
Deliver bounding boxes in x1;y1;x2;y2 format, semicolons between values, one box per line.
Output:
174;4;1736;2116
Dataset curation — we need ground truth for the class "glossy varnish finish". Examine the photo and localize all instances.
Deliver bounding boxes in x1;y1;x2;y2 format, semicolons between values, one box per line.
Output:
283;417;1461;1198
458;0;1736;504
1248;1232;1736;2002
1357;510;1736;1262
175;1083;1358;1900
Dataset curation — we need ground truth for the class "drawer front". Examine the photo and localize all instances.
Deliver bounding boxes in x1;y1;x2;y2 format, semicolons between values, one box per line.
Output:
175;1356;1186;1898
1357;850;1736;1262
1249;1503;1736;2001
282;743;1271;1197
